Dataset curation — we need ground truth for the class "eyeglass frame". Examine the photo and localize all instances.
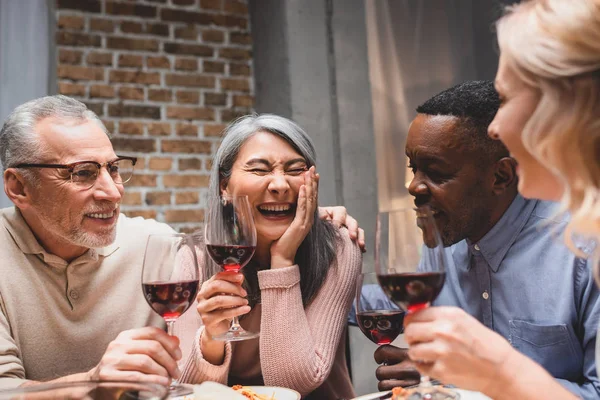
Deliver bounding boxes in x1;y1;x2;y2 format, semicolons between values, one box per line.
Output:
12;155;138;187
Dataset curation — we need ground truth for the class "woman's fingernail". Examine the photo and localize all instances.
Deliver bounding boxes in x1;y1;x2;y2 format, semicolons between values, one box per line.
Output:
174;367;182;379
175;348;182;359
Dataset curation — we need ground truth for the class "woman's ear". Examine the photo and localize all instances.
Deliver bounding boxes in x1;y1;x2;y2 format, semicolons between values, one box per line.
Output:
219;178;229;197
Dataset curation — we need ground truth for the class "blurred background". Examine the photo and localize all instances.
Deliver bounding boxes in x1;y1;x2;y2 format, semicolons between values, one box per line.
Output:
0;0;516;394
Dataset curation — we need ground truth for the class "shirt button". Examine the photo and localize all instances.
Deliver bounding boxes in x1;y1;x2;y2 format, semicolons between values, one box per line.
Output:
482;291;489;300
474;244;480;251
69;289;80;300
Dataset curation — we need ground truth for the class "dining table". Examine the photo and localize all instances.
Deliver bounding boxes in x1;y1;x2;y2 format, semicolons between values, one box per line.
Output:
351;388;492;400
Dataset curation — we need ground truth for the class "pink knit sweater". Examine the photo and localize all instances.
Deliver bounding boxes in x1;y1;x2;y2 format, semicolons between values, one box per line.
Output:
178;228;362;398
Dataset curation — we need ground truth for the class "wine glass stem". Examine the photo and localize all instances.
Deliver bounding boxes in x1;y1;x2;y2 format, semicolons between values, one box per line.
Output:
166;321;180;387
167;320;175;336
230;316;243;331
420;375;432;387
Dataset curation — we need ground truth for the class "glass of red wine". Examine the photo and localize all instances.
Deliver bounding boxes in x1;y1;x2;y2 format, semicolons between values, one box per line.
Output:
205;194;258;341
141;233;200;396
375;207;457;399
355;272;404;346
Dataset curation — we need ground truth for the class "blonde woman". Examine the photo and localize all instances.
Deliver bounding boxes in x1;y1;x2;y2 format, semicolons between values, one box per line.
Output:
400;1;600;399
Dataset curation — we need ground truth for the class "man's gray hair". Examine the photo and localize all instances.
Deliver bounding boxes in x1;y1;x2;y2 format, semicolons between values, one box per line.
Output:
0;94;108;170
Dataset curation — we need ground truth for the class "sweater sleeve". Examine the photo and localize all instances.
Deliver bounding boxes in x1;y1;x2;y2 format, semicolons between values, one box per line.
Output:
178;325;233;385
257;228;362;396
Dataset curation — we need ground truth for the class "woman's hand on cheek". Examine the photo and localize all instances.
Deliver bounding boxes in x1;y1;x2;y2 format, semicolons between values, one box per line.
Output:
269;166;318;269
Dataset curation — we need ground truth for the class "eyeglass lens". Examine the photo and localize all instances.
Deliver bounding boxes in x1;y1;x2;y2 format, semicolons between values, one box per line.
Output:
71;159;135;187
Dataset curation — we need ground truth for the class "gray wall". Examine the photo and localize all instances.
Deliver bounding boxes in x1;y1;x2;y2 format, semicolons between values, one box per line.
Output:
249;0;378;272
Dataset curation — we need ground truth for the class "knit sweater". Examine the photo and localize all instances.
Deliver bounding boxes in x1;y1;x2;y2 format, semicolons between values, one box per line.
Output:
178;228;362;399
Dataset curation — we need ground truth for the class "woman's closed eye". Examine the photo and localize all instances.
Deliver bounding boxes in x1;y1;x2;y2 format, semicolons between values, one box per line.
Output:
286;167;308;176
249;168;270;174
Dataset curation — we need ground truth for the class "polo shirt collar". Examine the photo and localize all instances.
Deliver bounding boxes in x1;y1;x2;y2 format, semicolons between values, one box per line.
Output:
3;207;119;265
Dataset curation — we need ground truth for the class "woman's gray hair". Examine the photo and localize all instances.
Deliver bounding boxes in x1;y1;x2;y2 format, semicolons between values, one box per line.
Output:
206;114;340;305
0;95;108;171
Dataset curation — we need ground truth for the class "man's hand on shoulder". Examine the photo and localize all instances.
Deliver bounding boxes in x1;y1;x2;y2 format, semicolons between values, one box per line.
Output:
318;206;366;252
88;327;181;385
374;345;420;391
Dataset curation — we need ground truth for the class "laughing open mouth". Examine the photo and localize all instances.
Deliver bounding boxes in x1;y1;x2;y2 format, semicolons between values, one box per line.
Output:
257;204;296;218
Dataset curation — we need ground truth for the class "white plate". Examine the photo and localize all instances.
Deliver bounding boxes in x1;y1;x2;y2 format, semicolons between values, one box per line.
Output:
171;385;301;400
242;386;301;400
352;388;491;400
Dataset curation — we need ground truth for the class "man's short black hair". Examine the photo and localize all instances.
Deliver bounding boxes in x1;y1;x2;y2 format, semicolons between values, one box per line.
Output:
416;80;509;162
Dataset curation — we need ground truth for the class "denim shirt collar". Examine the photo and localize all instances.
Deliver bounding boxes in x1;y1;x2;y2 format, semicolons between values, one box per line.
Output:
465;194;537;272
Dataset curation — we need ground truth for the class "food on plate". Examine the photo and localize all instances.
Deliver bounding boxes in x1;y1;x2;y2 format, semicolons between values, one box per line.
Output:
232;385;276;400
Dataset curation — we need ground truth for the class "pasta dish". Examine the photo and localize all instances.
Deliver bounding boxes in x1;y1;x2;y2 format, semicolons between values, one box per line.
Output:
232;385;276;400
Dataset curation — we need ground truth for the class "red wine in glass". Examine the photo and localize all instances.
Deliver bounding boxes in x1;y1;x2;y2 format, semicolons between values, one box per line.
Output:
378;272;446;313
205;195;258;341
356;310;405;345
142;280;199;322
205;244;256;273
355;272;405;346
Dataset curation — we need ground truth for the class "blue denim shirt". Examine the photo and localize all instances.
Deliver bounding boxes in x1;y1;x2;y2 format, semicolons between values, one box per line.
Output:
355;196;600;399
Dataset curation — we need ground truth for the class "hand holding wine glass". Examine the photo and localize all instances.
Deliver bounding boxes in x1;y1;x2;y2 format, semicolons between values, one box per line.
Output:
196;271;251;339
141;233;200;395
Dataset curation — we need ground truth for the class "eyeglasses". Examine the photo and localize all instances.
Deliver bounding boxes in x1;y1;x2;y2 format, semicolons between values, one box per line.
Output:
14;156;137;189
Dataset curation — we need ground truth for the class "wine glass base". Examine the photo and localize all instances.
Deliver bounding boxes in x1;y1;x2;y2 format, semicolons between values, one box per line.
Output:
403;386;459;400
212;329;260;342
168;383;194;397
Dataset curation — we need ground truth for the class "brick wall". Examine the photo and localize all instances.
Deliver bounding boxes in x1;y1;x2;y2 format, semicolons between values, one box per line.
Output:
55;0;254;232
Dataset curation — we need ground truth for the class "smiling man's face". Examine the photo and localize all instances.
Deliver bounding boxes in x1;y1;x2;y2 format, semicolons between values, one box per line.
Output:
24;117;123;257
406;114;498;246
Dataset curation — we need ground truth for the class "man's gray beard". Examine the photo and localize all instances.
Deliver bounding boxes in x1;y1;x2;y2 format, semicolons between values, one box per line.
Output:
70;227;117;249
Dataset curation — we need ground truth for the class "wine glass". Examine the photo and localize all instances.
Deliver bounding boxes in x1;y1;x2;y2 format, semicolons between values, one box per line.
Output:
375;207;458;399
142;233;200;396
355;272;404;346
205;194;258;341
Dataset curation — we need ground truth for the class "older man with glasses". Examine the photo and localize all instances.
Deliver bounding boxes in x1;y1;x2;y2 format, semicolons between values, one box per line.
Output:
0;95;364;390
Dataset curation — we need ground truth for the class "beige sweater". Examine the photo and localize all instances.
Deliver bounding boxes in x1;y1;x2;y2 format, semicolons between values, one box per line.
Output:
179;228;362;399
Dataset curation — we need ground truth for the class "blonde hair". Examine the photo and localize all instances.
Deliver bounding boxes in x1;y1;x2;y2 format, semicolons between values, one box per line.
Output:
496;0;600;273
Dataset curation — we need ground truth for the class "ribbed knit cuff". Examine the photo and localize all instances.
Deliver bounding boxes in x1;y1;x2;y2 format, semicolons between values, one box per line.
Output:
180;326;232;384
257;265;301;289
